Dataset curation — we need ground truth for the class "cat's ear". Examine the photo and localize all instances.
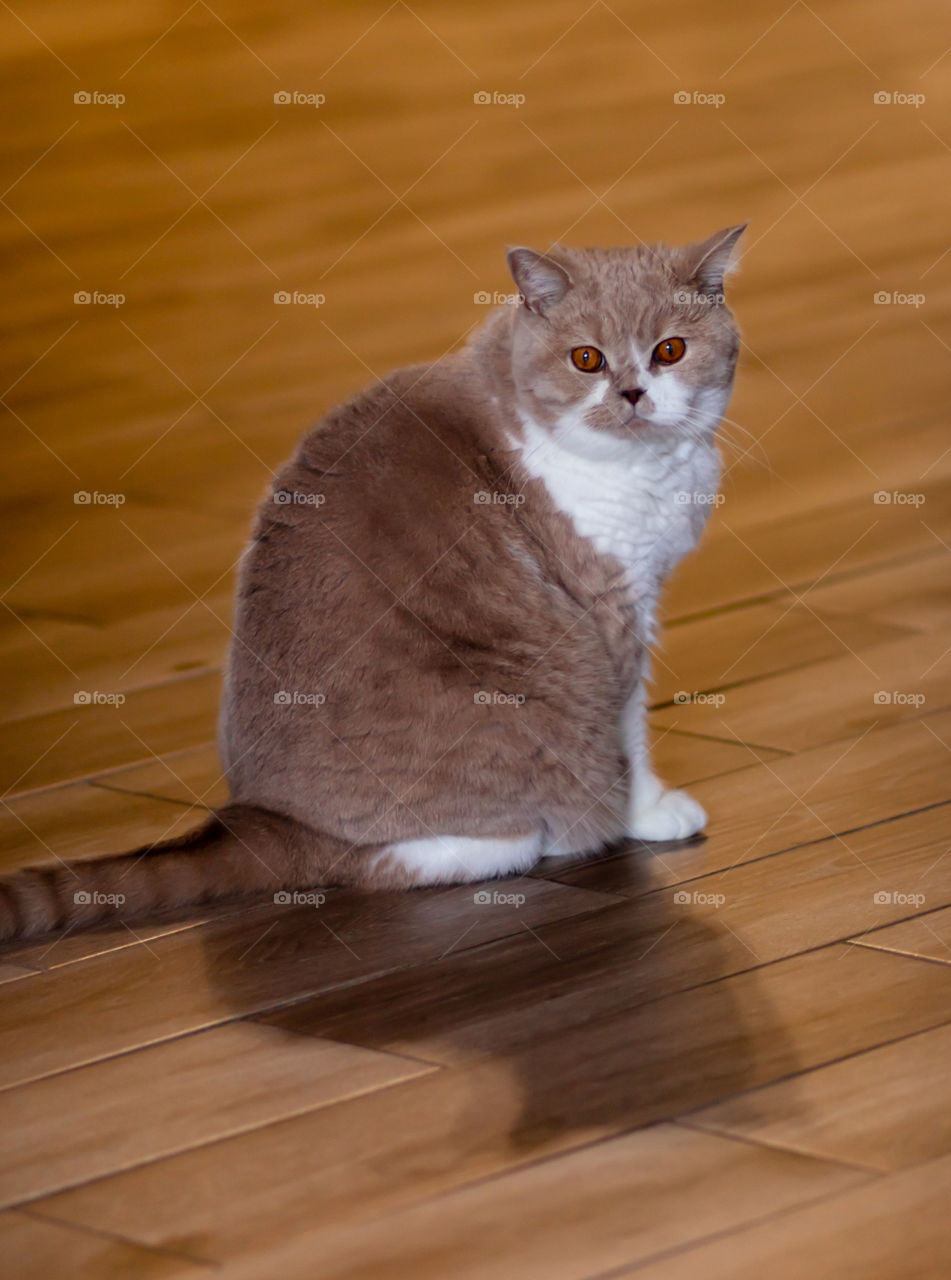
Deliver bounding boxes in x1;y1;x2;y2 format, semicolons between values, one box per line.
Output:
506;247;572;315
678;224;747;298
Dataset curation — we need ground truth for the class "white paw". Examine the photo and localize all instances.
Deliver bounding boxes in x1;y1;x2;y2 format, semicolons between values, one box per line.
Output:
627;789;707;842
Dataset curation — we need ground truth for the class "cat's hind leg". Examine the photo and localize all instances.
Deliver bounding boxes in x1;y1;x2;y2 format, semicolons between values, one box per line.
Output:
365;832;544;889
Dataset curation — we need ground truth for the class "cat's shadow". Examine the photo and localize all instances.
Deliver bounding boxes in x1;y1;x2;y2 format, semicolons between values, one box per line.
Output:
198;843;800;1161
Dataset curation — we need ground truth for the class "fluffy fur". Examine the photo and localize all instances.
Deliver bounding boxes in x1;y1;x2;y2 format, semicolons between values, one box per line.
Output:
0;226;744;940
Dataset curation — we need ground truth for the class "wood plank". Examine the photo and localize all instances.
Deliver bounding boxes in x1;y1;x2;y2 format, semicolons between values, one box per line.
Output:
548;712;951;891
254;921;951;1081
652;629;949;751
618;1152;951;1279
0;1210;206;1280
535;803;951;961
212;1125;867;1280
651;601;911;707
0;1022;431;1208
686;1021;951;1173
852;905;951;965
663;476;951;621
88;744;229;810
0;781;204;876
38;946;942;1262
0;590;230;725
0;965;36;984
0;877;618;1089
0;671;221;797
803;552;951;633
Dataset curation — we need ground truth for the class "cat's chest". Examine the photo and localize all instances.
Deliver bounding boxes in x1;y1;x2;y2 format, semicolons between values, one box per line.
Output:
516;418;716;591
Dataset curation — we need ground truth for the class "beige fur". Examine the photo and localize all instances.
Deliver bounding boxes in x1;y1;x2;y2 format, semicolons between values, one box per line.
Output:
0;227;744;940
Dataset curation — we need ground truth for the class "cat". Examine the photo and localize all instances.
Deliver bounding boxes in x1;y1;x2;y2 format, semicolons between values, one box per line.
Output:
0;225;745;940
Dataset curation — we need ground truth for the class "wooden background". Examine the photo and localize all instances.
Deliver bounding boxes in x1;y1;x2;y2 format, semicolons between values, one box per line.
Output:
0;0;949;1276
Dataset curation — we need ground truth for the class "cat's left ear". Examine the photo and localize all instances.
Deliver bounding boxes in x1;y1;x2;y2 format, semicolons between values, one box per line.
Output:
678;224;747;298
506;247;572;316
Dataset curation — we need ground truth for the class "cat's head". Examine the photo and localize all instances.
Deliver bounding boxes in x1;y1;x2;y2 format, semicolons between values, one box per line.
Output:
504;227;745;456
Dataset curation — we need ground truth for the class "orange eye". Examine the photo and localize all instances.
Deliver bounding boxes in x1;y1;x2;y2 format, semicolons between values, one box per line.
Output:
570;346;606;373
652;336;686;365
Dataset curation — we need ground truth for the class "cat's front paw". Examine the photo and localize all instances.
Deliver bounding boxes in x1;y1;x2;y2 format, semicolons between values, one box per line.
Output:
627;789;707;842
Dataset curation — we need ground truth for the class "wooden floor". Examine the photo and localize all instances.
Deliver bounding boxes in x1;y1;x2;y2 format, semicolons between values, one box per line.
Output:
1;0;949;1275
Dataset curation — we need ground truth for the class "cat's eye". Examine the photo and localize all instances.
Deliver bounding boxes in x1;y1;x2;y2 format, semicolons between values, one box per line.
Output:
570;346;606;373
652;336;686;365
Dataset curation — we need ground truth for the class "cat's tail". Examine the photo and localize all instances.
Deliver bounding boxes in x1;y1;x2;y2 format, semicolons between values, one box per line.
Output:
0;803;351;942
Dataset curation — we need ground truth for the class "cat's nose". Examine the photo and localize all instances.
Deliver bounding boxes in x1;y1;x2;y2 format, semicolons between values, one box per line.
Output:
621;388;645;406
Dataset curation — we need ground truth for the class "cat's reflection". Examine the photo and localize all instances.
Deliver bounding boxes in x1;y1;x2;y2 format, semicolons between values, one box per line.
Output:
198;845;797;1158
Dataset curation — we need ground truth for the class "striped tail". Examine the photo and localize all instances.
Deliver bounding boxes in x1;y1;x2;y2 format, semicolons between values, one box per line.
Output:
0;803;346;942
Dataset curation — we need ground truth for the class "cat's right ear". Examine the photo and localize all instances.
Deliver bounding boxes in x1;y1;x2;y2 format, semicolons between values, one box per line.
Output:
506;247;571;316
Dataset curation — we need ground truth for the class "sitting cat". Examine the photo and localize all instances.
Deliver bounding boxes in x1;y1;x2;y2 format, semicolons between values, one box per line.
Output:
0;225;744;939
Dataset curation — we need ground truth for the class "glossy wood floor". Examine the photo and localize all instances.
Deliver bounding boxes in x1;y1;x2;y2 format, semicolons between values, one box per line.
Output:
1;0;949;1275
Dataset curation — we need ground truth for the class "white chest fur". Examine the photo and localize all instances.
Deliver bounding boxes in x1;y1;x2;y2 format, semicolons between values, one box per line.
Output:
514;407;718;605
